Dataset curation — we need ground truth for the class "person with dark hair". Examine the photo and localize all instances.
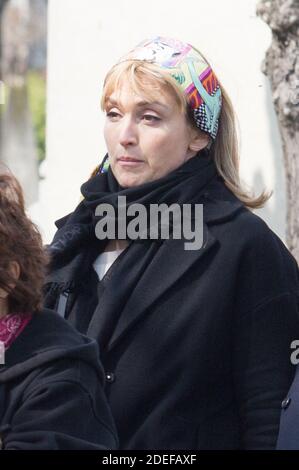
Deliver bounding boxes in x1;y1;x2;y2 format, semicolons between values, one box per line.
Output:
0;171;118;450
45;37;299;449
0;171;25;210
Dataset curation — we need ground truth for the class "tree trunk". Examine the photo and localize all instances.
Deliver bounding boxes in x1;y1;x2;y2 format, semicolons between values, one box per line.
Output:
0;0;8;154
0;0;8;79
257;0;299;261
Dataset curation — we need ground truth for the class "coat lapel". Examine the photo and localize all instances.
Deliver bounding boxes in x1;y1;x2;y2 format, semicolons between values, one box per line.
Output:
106;186;244;352
107;223;218;351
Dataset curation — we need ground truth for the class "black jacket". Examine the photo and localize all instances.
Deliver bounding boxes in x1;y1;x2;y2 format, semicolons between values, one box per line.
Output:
45;177;299;450
276;362;299;449
0;309;118;450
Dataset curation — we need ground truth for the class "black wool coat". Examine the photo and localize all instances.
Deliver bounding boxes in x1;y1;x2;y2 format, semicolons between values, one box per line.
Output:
276;359;299;449
44;177;299;450
0;310;118;450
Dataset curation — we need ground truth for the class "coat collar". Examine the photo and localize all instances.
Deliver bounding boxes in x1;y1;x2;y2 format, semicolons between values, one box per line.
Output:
106;182;244;351
202;177;244;225
107;222;218;351
47;179;245;352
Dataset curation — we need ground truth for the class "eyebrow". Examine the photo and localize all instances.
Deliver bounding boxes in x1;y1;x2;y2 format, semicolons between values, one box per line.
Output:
106;97;169;110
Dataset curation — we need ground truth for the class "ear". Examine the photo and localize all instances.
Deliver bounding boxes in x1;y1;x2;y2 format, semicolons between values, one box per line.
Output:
188;130;210;153
9;261;20;283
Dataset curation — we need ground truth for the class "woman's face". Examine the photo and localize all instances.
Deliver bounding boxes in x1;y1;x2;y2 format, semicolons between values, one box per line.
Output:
103;83;208;187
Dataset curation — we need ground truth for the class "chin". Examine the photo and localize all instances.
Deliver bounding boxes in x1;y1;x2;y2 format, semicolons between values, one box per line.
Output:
115;172;148;188
118;177;144;188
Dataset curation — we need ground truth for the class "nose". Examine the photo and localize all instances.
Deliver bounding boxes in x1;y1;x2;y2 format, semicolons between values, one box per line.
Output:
119;116;138;147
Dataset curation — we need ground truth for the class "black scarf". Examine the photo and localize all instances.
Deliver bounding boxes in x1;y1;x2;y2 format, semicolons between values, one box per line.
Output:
46;151;218;346
49;151;217;266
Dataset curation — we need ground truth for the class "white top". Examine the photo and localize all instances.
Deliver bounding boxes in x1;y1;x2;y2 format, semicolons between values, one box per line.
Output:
93;248;125;281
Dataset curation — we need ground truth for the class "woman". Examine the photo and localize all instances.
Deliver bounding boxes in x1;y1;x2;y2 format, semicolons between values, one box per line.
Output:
44;36;299;449
0;171;118;450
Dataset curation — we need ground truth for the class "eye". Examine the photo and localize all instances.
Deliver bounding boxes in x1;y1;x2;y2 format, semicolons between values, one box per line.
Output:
106;110;121;120
142;114;161;123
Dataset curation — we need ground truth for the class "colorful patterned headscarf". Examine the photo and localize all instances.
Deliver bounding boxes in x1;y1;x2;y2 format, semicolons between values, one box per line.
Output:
119;36;222;140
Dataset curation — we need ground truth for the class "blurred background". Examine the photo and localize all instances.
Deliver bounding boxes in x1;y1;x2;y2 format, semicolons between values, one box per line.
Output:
0;0;46;205
0;0;297;247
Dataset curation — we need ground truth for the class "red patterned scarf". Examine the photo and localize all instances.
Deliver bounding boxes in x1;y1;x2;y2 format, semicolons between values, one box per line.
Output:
0;313;32;350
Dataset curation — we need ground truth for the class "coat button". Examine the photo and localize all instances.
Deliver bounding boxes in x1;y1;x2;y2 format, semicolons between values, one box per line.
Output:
106;372;115;383
281;397;291;409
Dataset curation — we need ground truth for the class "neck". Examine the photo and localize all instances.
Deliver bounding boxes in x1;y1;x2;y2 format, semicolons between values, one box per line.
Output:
104;239;129;252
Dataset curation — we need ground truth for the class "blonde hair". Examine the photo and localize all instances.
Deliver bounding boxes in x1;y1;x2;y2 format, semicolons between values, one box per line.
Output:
101;60;270;209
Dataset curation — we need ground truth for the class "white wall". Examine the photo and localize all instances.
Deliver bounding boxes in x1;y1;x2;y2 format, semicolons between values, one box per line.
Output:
29;0;286;243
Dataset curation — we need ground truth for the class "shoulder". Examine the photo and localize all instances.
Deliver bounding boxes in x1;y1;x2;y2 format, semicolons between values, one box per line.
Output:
232;209;298;278
228;210;299;316
203;178;276;248
228;208;282;247
204;181;299;299
14;308;95;354
205;179;295;264
231;209;297;271
3;309;104;385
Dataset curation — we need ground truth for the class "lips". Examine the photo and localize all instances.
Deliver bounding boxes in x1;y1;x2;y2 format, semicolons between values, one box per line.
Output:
118;156;143;162
117;156;144;167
